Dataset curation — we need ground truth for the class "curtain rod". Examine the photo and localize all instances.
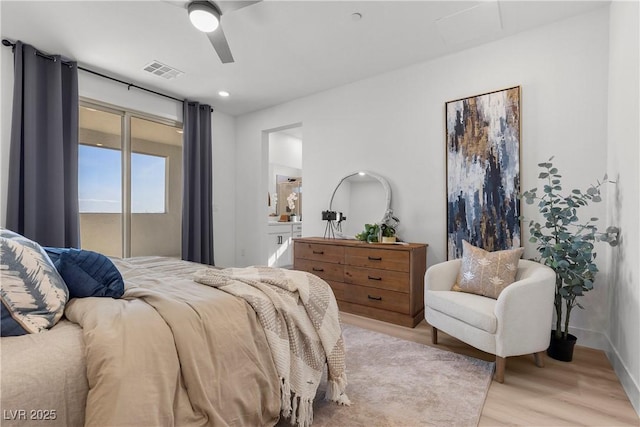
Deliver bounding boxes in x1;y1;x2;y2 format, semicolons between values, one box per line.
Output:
2;39;213;112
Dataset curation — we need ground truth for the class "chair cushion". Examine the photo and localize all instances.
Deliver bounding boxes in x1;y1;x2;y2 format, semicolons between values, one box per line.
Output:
452;240;524;299
0;229;69;336
426;290;497;333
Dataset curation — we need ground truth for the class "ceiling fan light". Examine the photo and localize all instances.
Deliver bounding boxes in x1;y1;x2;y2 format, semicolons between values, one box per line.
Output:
188;2;220;33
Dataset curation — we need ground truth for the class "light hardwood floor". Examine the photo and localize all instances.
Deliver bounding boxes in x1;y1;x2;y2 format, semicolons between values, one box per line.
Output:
340;312;639;426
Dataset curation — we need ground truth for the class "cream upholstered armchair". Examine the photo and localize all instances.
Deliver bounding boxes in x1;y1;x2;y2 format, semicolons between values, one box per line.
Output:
424;259;556;383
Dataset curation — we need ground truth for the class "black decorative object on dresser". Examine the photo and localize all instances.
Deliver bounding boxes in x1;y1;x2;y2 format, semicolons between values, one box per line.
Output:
294;237;427;327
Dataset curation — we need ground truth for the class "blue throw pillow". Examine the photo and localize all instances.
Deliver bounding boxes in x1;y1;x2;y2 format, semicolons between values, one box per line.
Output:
1;300;30;336
0;229;69;337
43;246;68;265
56;249;124;299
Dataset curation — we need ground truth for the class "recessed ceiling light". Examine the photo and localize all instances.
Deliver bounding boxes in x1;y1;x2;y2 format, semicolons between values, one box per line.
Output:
176;129;184;134
218;91;230;97
351;12;362;21
358;171;366;176
96;143;103;146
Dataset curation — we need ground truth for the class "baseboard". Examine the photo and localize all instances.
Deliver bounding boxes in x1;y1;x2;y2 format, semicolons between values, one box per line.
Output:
605;336;640;417
568;325;610;351
569;326;639;416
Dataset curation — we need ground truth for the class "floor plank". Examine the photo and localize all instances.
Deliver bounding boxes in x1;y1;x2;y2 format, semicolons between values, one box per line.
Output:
339;312;639;426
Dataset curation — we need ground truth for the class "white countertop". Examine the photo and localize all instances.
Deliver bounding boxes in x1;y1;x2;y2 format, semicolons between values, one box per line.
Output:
268;220;303;225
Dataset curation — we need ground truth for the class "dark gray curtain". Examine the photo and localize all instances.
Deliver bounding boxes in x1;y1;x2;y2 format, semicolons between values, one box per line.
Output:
6;41;80;247
182;101;214;265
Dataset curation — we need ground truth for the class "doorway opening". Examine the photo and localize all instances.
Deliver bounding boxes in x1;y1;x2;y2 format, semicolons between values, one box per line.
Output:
265;124;302;268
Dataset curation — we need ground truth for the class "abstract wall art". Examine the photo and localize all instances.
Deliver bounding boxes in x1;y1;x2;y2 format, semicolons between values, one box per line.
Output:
445;86;521;259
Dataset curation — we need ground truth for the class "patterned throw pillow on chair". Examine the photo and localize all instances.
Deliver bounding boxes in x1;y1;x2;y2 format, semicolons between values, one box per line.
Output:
452;240;524;299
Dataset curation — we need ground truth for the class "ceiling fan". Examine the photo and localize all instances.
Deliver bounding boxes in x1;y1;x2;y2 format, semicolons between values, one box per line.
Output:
174;0;261;64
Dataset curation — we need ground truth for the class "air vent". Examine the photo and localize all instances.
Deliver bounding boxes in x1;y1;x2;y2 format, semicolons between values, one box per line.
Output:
142;61;184;80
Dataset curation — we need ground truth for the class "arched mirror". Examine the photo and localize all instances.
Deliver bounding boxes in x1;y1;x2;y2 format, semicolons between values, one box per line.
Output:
327;171;392;238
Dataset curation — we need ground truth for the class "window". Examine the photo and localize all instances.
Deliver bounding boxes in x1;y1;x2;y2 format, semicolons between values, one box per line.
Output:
131;152;167;213
78;145;122;213
79;148;167;214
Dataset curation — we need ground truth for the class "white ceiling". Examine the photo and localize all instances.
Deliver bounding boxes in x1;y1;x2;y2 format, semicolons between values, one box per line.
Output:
1;0;608;116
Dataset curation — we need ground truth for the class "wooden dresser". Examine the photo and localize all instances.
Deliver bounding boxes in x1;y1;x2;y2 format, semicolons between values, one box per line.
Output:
293;237;427;327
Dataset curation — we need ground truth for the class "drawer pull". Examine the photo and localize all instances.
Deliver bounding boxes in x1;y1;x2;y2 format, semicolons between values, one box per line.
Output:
368;276;382;281
367;295;382;301
312;267;324;272
313;250;324;255
368;256;382;261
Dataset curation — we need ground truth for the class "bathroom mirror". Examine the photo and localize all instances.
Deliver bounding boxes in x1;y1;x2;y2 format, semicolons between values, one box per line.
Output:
275;176;302;218
328;171;392;238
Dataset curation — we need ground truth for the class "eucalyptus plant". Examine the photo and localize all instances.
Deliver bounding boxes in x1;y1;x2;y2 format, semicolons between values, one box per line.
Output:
521;158;619;341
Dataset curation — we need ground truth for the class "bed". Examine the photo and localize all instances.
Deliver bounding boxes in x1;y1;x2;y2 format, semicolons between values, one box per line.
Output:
1;234;348;427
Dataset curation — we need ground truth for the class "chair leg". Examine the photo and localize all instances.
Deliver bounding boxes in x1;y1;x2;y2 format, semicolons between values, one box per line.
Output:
534;351;545;368
431;327;438;345
495;356;506;383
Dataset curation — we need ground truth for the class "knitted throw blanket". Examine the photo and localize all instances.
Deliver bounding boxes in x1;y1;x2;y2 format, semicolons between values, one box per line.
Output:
193;266;350;427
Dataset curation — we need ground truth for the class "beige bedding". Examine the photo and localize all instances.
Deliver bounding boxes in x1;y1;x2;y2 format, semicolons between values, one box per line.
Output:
1;256;281;427
0;319;88;427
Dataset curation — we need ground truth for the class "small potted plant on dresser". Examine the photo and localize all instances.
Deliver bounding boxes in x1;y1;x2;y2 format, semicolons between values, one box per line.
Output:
381;223;396;243
521;157;620;362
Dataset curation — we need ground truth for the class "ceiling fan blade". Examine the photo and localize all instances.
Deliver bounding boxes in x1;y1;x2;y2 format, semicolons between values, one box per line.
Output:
162;0;190;9
206;26;234;63
215;1;261;15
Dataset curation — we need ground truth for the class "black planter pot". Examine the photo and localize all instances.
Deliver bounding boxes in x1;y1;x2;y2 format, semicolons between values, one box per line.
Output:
547;331;578;362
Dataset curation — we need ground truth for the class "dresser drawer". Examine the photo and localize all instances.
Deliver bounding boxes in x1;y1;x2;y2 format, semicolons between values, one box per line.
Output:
326;281;347;302
344;266;410;293
343;283;410;314
345;247;409;272
295;242;344;264
294;259;344;282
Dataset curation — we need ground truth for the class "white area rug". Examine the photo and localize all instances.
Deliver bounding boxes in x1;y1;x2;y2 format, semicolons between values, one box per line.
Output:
308;323;494;426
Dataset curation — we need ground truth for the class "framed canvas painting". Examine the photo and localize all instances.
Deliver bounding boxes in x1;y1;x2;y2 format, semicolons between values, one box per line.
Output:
445;86;521;259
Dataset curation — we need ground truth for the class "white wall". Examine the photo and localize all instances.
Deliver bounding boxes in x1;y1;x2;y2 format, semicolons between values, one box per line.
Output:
236;7;611;339
212;109;236;267
0;50;237;267
269;132;302;170
606;1;640;415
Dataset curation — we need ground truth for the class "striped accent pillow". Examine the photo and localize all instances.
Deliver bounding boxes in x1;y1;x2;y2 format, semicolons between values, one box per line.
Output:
0;229;69;336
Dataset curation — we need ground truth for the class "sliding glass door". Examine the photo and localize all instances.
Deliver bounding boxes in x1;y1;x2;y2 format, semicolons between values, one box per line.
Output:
130;116;182;257
78;105;123;257
78;101;182;258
